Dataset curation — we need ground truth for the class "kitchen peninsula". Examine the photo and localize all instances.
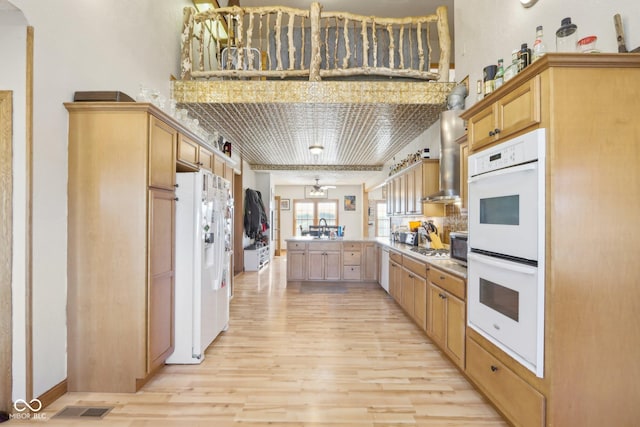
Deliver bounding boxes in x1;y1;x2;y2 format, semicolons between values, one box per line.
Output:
286;237;467;283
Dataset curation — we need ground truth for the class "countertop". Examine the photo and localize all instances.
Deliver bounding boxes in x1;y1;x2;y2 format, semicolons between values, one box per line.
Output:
374;238;468;279
285;236;467;279
286;236;380;243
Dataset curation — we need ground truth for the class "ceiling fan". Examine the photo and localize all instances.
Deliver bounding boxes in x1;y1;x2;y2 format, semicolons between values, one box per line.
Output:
311;178;336;191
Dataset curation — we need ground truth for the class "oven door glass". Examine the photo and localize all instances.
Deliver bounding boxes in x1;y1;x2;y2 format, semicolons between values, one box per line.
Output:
468;162;540;261
467;252;543;377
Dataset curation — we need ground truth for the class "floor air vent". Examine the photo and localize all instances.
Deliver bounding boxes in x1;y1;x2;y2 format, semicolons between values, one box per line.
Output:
53;406;113;419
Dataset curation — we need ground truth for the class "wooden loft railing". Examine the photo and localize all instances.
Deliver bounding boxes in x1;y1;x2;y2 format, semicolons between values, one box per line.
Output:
180;2;451;82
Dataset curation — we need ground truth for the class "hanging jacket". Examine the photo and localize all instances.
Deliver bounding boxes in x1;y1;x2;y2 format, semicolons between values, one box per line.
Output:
244;189;260;239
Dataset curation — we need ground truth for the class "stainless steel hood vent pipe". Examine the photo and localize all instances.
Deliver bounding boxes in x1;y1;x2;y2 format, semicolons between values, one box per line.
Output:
424;84;467;203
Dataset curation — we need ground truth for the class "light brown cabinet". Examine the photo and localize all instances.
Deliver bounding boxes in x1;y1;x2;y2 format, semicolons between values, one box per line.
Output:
147;188;176;372
362;243;378;282
405;165;423;215
66;103;181;392
401;256;428;330
427;265;466;370
287;242;307;281
458;136;469;210
307;242;341;281
214;155;226;176
342;243;362;281
386;160;443;217
461;54;640;426
467;76;540;151
400;267;415;318
466;338;544;427
388;251;403;303
198;146;214;172
176;134;228;176
286;241;380;283
176;133;200;170
385;181;393;215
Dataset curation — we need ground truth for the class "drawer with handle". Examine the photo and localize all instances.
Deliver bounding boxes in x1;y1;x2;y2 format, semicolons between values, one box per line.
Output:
428;266;465;300
466;337;545;427
342;251;361;265
288;242;307;251
342;265;361;280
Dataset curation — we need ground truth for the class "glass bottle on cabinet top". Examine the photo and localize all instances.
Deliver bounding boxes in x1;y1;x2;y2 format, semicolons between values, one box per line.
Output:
532;25;547;61
504;49;520;82
494;59;505;89
556;17;578;52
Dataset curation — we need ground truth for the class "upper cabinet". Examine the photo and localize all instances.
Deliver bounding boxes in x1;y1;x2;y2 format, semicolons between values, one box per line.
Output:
176;134;228;175
385;160;444;217
467;76;541;151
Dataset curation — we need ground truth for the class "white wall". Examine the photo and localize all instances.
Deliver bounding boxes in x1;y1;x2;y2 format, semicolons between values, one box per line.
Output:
8;0;190;399
455;0;640;110
276;184;364;246
1;3;28;402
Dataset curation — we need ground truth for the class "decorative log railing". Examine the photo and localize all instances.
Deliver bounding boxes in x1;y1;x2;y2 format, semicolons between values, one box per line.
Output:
181;2;451;82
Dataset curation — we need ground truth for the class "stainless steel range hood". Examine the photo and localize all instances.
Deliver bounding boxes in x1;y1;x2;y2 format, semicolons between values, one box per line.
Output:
423;108;466;203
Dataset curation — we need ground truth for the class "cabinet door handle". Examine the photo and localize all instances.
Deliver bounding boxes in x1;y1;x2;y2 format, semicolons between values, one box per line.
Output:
174;197;179;201
490;365;499;372
439;293;446;299
174;183;179;188
489;130;495;137
494;128;501;134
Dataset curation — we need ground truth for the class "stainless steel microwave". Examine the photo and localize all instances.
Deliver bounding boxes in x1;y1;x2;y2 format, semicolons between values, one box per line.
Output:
449;231;468;266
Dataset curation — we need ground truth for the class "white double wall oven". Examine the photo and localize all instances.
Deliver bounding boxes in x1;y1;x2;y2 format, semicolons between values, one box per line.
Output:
467;128;546;378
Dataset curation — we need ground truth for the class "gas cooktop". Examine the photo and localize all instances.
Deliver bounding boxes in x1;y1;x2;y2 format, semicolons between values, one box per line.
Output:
410;247;450;259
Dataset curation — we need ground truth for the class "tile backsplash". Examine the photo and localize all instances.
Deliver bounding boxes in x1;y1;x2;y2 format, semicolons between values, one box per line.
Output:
389;204;467;245
442;205;468;244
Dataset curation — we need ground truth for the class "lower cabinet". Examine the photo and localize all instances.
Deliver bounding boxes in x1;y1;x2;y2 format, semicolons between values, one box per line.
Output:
308;250;341;280
388;251;403;302
286;241;382;283
400;267;416;318
342;243;362;281
362;243;378;281
466;337;545;427
427;282;465;368
402;256;428;330
413;275;427;331
147;189;176;373
427;266;466;369
287;250;306;280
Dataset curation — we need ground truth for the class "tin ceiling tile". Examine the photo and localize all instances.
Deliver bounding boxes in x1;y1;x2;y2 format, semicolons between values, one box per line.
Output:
173;80;455;171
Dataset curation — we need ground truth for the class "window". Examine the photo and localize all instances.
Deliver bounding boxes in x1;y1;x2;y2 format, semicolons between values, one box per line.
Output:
293;199;339;234
376;201;389;237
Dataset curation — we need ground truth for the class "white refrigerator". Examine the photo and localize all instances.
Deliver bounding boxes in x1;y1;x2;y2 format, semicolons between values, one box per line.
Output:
166;170;231;364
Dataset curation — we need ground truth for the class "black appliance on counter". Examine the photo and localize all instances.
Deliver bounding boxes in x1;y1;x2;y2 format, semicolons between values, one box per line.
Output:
449;231;468;266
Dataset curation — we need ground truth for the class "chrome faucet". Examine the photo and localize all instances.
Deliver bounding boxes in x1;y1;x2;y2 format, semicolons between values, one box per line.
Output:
318;218;328;237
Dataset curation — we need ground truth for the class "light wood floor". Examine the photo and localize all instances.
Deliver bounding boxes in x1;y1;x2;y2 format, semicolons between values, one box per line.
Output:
24;257;507;426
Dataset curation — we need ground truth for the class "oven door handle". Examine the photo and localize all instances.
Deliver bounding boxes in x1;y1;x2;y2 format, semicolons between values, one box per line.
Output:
468;162;537;183
468;252;537;275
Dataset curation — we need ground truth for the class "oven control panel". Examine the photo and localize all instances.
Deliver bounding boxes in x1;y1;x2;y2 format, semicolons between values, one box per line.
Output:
470;128;545;176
